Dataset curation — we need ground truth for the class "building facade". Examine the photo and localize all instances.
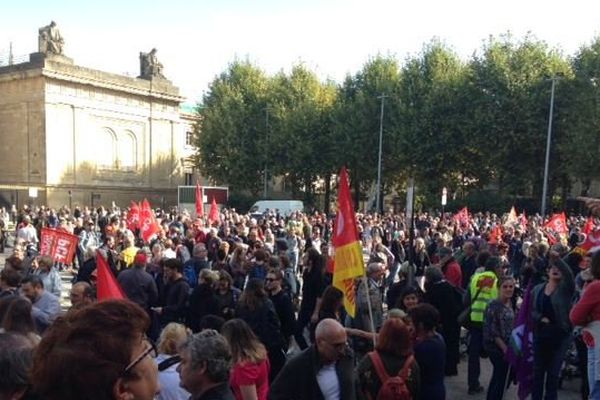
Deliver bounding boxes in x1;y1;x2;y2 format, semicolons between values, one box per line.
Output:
0;24;200;209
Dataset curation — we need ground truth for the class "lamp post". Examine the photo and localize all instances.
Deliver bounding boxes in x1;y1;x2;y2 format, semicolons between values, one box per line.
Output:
375;94;387;214
541;76;559;217
263;106;270;199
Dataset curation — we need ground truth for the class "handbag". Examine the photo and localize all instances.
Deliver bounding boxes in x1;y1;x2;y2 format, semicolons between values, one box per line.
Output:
457;286;483;329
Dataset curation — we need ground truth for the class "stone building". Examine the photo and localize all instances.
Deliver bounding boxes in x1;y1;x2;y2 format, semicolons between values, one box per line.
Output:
0;22;200;209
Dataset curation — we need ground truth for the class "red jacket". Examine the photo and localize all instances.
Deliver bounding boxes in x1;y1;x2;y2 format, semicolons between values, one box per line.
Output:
571;280;600;326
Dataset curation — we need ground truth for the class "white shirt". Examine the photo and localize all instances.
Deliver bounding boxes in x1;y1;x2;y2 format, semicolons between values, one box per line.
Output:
17;225;38;243
316;363;340;400
155;354;190;400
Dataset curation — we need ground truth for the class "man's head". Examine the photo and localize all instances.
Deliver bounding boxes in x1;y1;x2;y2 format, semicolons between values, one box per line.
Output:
193;243;207;259
163;259;183;282
437;247;453;263
265;269;283;294
462;241;475;257
0;268;21;290
315;318;347;364
177;330;232;397
20;276;44;302
367;262;385;282
70;282;94;310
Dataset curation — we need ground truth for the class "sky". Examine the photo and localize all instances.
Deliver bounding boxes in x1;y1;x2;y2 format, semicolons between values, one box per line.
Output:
2;0;599;103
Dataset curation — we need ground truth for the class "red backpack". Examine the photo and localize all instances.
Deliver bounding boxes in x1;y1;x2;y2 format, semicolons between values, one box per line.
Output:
367;351;414;400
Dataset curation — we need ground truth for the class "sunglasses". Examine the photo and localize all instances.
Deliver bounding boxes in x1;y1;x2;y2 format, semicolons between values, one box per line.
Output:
265;278;278;282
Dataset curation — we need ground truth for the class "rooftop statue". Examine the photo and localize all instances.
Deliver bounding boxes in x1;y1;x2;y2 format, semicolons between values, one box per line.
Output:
38;21;64;55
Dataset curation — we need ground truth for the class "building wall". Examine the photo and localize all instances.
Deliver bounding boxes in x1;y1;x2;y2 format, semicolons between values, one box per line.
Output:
0;54;197;209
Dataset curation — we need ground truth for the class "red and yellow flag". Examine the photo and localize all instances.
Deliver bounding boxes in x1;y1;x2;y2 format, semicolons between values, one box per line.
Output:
332;167;365;318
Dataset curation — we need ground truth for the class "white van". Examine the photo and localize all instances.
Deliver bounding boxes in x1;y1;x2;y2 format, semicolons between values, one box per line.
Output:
249;200;304;217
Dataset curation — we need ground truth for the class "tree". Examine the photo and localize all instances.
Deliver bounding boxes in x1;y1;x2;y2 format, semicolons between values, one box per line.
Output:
560;37;600;196
193;61;271;195
331;55;401;208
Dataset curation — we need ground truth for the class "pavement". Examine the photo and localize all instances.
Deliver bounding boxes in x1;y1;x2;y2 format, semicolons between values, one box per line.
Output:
0;243;584;399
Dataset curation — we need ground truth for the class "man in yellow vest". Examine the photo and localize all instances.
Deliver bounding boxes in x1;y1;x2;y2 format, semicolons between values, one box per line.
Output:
466;256;502;395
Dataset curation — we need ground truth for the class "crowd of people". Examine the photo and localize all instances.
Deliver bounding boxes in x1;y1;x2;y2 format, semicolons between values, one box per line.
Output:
0;202;598;400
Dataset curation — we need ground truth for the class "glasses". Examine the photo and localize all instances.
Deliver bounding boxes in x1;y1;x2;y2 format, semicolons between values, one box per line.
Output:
265;278;278;282
123;338;157;375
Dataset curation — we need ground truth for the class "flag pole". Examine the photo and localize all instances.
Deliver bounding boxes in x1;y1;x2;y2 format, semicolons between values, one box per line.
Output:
361;275;377;347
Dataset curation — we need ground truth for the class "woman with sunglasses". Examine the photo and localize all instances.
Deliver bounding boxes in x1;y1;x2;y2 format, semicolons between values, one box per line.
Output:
31;299;160;400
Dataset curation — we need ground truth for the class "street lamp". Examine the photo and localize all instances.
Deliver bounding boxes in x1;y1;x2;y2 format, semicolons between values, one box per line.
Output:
263;105;270;199
376;94;387;214
541;76;560;218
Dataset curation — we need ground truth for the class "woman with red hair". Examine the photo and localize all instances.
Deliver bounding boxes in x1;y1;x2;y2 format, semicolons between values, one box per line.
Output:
356;317;420;399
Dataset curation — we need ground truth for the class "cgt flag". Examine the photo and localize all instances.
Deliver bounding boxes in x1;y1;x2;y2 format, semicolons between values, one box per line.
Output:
332;167;365;318
140;199;160;243
126;201;140;231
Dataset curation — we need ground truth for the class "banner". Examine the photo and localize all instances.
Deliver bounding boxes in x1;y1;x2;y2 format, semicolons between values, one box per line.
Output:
40;227;79;264
332;167;365;318
575;229;600;255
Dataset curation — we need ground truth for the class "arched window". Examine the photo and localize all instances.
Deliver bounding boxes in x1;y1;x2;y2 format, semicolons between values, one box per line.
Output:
96;128;116;169
118;130;137;170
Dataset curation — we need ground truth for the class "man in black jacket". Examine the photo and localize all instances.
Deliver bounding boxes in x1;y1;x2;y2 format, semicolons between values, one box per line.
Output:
266;268;296;350
269;318;356;400
153;258;190;326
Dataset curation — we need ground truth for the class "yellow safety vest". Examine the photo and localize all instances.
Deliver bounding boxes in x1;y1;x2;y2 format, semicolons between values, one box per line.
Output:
469;271;498;323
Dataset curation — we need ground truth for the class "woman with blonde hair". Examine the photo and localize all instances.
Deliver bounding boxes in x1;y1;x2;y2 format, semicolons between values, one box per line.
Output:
222;318;270;400
155;323;190;400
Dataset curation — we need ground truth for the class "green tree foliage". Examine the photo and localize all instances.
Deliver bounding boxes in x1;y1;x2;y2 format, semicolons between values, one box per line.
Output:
193;34;596;211
193;60;270;195
560;37;600;196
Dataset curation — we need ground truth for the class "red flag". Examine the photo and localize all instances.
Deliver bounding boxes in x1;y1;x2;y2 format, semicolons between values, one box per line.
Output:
140;199;160;243
96;251;125;301
519;211;528;229
332;167;365;318
543;213;568;245
453;207;469;227
583;217;595;235
208;197;219;225
126;201;140;231
195;183;204;217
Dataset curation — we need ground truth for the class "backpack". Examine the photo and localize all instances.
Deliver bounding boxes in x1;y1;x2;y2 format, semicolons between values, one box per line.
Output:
368;351;414;400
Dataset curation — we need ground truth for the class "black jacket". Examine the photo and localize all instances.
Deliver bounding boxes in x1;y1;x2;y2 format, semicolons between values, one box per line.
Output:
269;345;357;400
161;277;190;324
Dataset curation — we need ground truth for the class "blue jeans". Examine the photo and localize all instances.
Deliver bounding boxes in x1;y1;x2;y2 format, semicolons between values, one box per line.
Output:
468;326;483;390
532;334;571;400
588;347;600;400
487;349;509;400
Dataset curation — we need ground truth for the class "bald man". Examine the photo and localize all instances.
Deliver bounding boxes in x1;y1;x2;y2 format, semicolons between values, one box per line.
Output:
69;281;95;310
269;318;356;400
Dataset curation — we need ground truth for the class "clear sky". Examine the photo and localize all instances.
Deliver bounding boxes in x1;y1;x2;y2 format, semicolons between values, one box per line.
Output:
2;0;599;103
